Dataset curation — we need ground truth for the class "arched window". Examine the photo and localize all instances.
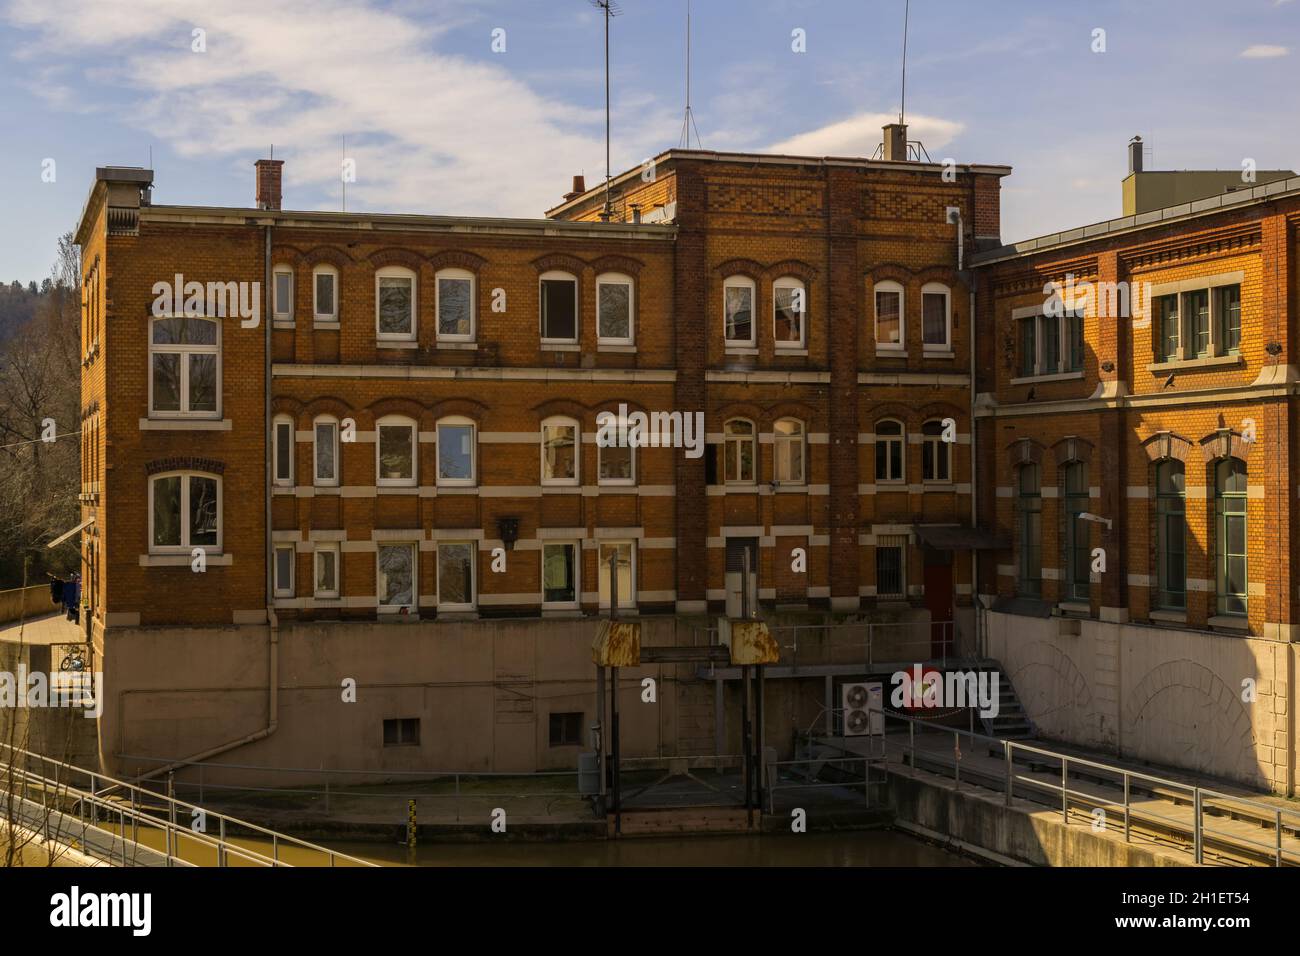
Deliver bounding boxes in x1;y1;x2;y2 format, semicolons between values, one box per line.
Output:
773;418;805;484
874;280;904;350
773;277;806;348
1215;457;1248;616
723;419;756;484
1063;461;1090;601
921;282;951;350
376;415;417;487
723;276;756;346
597;411;635;485
1017;463;1041;597
312;265;338;323
149;315;220;417
375;266;417;341
436;267;475;341
875;420;904;482
1155;460;1186;610
540;270;578;342
922;420;951;482
541;416;579;485
313;415;340;486
273;414;295;486
149;471;221;554
596;272;634;345
436;416;476;486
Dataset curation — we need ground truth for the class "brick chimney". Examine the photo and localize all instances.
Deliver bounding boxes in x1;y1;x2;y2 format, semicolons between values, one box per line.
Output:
255;158;284;210
563;174;586;202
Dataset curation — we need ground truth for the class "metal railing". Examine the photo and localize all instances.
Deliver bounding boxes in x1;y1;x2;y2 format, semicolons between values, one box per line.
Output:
0;744;376;867
695;619;959;669
765;755;883;813
865;710;1300;867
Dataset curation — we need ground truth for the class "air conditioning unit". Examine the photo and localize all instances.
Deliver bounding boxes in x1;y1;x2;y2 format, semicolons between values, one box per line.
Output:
841;681;884;737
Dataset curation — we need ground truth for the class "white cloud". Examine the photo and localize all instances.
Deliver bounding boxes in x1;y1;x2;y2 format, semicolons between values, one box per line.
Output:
2;0;672;217
1241;44;1289;58
766;112;964;158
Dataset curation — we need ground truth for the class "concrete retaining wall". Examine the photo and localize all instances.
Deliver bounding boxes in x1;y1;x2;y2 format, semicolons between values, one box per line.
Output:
0;586;56;625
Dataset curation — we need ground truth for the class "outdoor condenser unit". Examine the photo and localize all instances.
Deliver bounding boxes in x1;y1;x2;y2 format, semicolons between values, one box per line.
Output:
841;681;884;737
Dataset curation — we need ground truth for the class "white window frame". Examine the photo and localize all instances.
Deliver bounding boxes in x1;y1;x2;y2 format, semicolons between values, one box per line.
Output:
435;267;476;343
312;265;338;324
598;417;636;487
723;276;757;347
375;415;418;488
921;419;951;483
773;418;806;485
541;540;581;609
597;540;636;611
273;415;295;487
596;272;635;346
539;270;579;344
541;416;580;486
436;417;477;487
377;542;418;613
875;419;906;484
874;280;905;351
436;541;477;611
148;315;222;419
921;282;952;352
314;544;340;599
375;266;417;342
273;266;294;323
273;545;295;598
772;276;806;349
313;416;340;487
147;471;222;555
724;418;757;485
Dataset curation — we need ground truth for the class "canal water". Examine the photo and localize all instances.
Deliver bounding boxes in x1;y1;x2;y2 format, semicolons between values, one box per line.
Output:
332;830;980;867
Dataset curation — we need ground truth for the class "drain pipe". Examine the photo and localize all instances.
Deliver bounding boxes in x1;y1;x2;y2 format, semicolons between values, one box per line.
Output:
969;287;980;658
129;222;280;784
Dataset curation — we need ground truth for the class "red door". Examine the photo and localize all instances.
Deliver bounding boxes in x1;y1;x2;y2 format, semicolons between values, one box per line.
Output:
924;557;953;661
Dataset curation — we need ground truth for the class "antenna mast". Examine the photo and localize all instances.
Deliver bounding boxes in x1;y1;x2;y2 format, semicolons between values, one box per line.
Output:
590;0;621;221
899;0;910;124
679;0;702;148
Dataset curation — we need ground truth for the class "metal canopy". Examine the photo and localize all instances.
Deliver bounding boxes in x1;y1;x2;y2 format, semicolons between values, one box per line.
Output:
913;525;1009;551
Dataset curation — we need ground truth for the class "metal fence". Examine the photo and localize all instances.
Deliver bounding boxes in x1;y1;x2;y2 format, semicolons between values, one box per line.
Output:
695;619;959;669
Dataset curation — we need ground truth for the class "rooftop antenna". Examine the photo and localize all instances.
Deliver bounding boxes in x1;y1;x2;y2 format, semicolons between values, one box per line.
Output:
342;135;347;212
899;0;910;125
678;0;702;149
590;0;621;221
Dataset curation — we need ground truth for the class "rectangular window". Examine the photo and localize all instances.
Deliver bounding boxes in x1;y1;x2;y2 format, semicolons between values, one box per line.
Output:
1018;467;1042;597
875;289;902;347
437;422;475;485
274;546;295;598
1155;463;1186;610
437;275;473;339
377;274;415;338
1216;284;1241;355
437;542;475;610
597;541;634;610
150;316;219;417
383;718;419;747
274;420;294;485
1183;289;1210;358
542;421;578;484
314;421;338;485
273;270;293;320
542;542;578;605
773;282;804;347
1019;317;1036;377
377;422;416;485
1064;463;1090;601
541;277;577;341
1065;309;1084;372
599;441;633;484
875;537;906;598
1215;459;1248;616
314;271;336;321
1156;294;1179;361
724;283;754;344
922;291;949;347
549;712;583;747
151;475;182;548
597;279;632;343
315;545;339;598
875;426;904;482
378;543;416;610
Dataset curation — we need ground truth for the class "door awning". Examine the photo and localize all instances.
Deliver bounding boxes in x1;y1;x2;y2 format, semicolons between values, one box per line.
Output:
46;517;94;549
913;525;1009;551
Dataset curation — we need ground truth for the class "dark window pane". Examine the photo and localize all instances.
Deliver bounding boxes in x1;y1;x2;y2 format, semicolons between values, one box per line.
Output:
378;277;413;334
315;273;335;316
189;476;218;546
600;444;632;481
922;293;947;345
598;282;631;339
438;424;474;480
152;353;180;411
188;353;217;412
541;279;577;339
725;285;752;341
876;290;901;345
543;544;577;603
275;422;292;481
378;425;414;480
438;277;472;336
152;476;181;547
378;545;414;606
439;544;474;605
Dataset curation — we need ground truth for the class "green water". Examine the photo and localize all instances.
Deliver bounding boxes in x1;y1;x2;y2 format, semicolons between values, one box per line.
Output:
332;830;981;867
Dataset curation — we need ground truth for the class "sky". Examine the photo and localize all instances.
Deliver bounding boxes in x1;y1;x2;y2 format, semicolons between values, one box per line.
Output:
0;0;1297;282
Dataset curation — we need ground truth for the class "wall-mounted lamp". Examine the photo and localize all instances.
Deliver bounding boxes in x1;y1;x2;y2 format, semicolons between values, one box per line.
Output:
496;516;520;550
1078;512;1112;531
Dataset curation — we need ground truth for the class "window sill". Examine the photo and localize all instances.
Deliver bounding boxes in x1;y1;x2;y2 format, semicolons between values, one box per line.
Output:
436;341;477;351
1009;370;1085;385
922;348;955;359
1056;601;1091;617
775;347;809;356
273;319;294;330
1208;613;1249;631
377;340;418;350
597;343;637;353
540;343;581;352
1149;608;1187;625
1147;354;1243;374
139;553;232;567
139;418;231;431
724;346;759;356
874;347;907;357
313;320;341;331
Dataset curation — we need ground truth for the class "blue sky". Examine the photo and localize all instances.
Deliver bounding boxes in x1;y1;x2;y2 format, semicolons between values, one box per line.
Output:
1;0;1297;282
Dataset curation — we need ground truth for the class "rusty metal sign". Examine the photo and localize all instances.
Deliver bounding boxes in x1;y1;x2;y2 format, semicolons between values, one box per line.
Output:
719;618;780;665
593;620;641;667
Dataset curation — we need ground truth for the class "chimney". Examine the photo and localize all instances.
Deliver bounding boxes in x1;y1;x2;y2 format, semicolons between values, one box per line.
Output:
255;158;284;210
1128;135;1143;175
563;174;587;202
882;123;909;162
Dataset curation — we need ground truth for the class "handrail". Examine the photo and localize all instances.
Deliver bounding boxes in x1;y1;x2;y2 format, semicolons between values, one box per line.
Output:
0;743;376;867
